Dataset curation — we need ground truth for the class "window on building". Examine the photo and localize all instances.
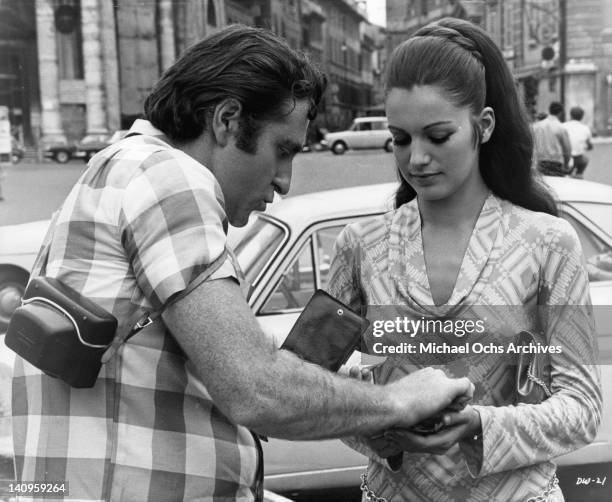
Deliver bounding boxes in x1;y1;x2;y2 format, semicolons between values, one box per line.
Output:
207;0;217;27
56;0;84;79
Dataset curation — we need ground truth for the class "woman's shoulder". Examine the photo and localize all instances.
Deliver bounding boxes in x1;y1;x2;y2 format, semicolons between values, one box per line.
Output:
502;199;579;250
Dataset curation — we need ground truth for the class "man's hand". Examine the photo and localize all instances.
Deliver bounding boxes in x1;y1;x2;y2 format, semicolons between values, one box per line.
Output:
345;365;402;458
386;368;474;430
385;406;481;455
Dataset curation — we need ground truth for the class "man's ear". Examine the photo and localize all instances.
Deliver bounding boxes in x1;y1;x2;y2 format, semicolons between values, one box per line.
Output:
211;98;242;146
479;106;495;144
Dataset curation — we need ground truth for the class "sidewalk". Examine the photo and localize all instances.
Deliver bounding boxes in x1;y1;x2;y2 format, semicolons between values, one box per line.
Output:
591;136;612;144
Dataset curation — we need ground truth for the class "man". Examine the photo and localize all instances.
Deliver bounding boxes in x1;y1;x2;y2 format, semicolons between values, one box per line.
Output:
12;26;473;501
532;101;572;176
563;106;593;179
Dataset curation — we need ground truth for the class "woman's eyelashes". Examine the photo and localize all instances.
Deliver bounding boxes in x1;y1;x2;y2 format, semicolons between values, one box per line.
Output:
391;132;452;146
429;134;452;144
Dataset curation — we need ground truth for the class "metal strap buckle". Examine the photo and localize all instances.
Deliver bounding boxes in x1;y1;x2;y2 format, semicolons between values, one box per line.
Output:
135;315;153;331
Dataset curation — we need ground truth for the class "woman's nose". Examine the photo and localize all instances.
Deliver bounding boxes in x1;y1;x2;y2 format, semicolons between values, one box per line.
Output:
409;140;431;166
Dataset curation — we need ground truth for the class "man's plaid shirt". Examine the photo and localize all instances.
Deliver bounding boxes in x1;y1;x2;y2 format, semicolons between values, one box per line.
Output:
12;120;259;501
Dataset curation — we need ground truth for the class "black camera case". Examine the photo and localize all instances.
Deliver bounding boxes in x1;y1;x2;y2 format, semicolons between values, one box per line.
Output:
5;276;118;388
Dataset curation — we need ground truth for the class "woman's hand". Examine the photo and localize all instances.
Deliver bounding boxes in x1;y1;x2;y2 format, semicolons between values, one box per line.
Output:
384;406;481;455
365;433;403;459
346;364;375;383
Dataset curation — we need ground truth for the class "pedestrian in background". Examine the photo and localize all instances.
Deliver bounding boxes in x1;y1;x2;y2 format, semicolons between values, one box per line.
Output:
563;105;593;179
532;101;572;176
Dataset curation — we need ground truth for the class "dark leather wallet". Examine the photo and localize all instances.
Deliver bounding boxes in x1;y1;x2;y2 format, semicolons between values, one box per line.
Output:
281;289;370;372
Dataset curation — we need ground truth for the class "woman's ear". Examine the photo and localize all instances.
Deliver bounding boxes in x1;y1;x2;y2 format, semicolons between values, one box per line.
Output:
479;107;495;144
211;98;242;146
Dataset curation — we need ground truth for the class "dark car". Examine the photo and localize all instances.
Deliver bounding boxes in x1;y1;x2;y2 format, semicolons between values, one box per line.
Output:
75;130;128;162
44;130;129;164
43;141;77;163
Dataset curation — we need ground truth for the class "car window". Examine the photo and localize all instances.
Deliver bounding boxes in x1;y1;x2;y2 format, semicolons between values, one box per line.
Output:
560;210;612;282
260;224;347;314
569;202;612;238
315;225;345;289
261;240;315;313
232;216;287;286
371;121;387;131
359;122;372;131
81;134;107;143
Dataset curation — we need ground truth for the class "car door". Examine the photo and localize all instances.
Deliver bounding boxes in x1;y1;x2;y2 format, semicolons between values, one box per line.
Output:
348;121;373;149
256;219;370;492
370;119;391;148
554;201;612;476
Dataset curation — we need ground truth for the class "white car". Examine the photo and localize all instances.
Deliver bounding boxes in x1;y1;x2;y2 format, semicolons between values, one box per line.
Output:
1;178;612;500
324;117;393;155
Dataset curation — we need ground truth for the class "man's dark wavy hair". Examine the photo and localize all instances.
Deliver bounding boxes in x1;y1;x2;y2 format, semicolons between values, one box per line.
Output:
144;24;327;144
387;17;557;216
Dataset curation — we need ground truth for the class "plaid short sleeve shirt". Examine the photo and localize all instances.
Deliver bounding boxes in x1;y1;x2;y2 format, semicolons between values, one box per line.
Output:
11;120;259;501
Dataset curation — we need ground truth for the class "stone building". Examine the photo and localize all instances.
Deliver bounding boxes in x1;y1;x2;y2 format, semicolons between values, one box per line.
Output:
312;0;384;129
0;0;227;148
0;0;382;150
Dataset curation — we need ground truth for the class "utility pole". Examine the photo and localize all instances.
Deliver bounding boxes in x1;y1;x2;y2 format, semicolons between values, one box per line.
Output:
558;0;567;105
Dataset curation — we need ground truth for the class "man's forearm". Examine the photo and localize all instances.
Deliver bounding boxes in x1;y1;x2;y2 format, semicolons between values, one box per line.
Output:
227;347;403;439
164;278;471;442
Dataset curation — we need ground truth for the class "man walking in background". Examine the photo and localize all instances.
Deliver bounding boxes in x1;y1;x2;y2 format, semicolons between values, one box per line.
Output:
532;101;572;176
563;106;593;179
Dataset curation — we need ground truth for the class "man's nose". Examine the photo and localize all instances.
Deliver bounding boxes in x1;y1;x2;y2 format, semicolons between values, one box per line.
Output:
274;164;292;196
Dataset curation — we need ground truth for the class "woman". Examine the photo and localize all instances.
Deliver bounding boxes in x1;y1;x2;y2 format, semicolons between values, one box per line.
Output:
327;18;601;502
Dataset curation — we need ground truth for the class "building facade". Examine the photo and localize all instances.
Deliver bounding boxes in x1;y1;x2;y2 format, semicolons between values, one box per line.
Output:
385;0;612;134
0;0;383;151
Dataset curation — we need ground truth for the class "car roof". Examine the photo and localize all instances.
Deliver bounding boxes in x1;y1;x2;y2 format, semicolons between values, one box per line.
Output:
354;116;387;122
262;177;612;232
264;183;397;231
544;176;612;203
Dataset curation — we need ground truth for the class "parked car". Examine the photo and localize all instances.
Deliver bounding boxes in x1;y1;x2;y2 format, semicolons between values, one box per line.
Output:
75;130;129;161
44;130;129;163
0;177;611;499
43;141;77;163
324;116;393;155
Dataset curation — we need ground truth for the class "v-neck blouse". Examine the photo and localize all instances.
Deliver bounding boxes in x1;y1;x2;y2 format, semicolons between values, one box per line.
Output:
326;194;601;502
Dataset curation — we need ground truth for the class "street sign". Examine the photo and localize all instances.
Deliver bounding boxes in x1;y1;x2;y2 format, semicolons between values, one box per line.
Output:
0;106;11;157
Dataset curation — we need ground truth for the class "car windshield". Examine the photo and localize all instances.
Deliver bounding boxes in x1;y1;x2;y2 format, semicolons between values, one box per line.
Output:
81;134;107;143
570;202;612;239
230;215;287;285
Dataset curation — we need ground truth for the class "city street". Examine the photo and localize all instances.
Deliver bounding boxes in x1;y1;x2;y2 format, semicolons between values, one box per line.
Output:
1;140;612;227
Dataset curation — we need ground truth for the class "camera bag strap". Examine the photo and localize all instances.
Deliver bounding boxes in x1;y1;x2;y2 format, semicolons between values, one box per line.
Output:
100;246;233;363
